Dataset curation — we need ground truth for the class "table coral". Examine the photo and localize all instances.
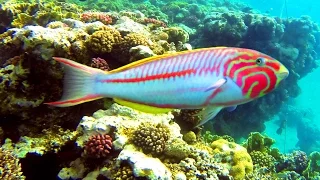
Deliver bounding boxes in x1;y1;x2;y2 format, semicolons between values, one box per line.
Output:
211;139;253;180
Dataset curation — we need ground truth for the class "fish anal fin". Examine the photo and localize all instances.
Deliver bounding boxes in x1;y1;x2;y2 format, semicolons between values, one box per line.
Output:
195;106;223;127
114;98;173;114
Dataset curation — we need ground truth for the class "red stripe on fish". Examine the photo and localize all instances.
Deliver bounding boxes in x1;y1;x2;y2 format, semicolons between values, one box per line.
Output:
103;69;197;83
45;94;101;106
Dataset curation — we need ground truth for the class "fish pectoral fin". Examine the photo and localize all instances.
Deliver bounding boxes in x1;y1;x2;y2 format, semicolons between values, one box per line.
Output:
225;105;237;112
113;98;173;114
205;77;227;92
195;106;223;127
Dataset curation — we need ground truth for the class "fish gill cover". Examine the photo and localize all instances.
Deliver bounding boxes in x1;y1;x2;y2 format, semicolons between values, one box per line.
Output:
0;0;319;179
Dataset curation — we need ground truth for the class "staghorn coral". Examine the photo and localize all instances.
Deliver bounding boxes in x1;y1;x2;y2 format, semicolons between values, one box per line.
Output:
211;139;253;180
0;148;25;180
84;134;113;158
250;151;275;172
131;122;170;155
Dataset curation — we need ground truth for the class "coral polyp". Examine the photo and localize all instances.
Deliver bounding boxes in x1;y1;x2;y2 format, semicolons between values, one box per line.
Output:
84;134;113;158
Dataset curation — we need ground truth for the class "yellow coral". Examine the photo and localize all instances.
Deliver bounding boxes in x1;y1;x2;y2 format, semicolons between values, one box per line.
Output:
211;139;253;180
0;148;25;179
112;33;152;63
87;28;122;54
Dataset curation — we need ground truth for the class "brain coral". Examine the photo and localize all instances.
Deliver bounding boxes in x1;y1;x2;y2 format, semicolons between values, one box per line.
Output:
211;139;253;180
131;122;170;155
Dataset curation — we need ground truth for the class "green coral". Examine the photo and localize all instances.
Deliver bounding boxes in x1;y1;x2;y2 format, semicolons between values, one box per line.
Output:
243;132;275;154
303;151;320;178
163;27;189;43
131;122;170;155
202;131;234;144
164;139;190;161
182;131;197;144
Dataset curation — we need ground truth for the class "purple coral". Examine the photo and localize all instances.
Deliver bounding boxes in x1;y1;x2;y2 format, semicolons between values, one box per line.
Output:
90;57;110;71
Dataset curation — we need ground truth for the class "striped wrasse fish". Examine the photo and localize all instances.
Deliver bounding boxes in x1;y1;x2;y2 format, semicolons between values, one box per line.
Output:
46;47;289;126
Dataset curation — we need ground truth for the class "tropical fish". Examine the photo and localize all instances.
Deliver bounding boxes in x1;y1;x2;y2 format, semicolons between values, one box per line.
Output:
46;47;289;126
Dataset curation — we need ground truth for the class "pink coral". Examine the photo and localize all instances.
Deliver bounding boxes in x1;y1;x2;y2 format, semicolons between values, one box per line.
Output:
90;57;110;71
142;18;167;28
84;134;113;158
81;12;112;25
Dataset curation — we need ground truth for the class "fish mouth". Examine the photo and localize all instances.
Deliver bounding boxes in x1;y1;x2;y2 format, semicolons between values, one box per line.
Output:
278;71;289;79
277;66;289;79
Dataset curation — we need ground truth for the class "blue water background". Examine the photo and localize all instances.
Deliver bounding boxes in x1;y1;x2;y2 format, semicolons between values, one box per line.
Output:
240;0;320;153
242;0;320;23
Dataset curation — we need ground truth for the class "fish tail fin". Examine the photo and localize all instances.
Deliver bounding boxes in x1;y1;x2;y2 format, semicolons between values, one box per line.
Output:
45;57;106;107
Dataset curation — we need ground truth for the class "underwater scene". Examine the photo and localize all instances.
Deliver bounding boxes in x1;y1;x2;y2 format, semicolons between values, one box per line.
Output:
0;0;319;179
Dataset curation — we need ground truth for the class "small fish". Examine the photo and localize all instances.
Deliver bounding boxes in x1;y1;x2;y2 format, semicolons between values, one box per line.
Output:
276;119;287;135
46;47;289;126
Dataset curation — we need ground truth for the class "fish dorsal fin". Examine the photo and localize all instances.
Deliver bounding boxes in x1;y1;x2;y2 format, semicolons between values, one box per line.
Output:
108;47;228;74
114;98;173;114
195;106;223;127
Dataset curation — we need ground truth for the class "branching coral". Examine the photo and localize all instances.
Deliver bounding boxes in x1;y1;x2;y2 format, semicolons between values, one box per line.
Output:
131;122;170;155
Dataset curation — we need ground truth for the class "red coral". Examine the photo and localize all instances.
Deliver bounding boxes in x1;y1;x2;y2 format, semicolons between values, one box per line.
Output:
90;57;110;71
81;12;112;25
143;18;167;28
84;134;113;158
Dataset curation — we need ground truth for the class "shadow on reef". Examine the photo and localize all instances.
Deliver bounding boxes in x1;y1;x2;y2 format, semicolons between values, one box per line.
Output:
20;140;81;180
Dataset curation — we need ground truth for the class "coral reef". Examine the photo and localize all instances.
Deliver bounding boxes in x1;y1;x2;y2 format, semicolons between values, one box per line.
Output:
211;139;253;180
131;122;170;155
90;57;110;71
2;126;79;158
0;147;25;179
84;134;113;158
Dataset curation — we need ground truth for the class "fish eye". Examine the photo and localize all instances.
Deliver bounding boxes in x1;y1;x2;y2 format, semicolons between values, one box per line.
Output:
256;58;265;66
